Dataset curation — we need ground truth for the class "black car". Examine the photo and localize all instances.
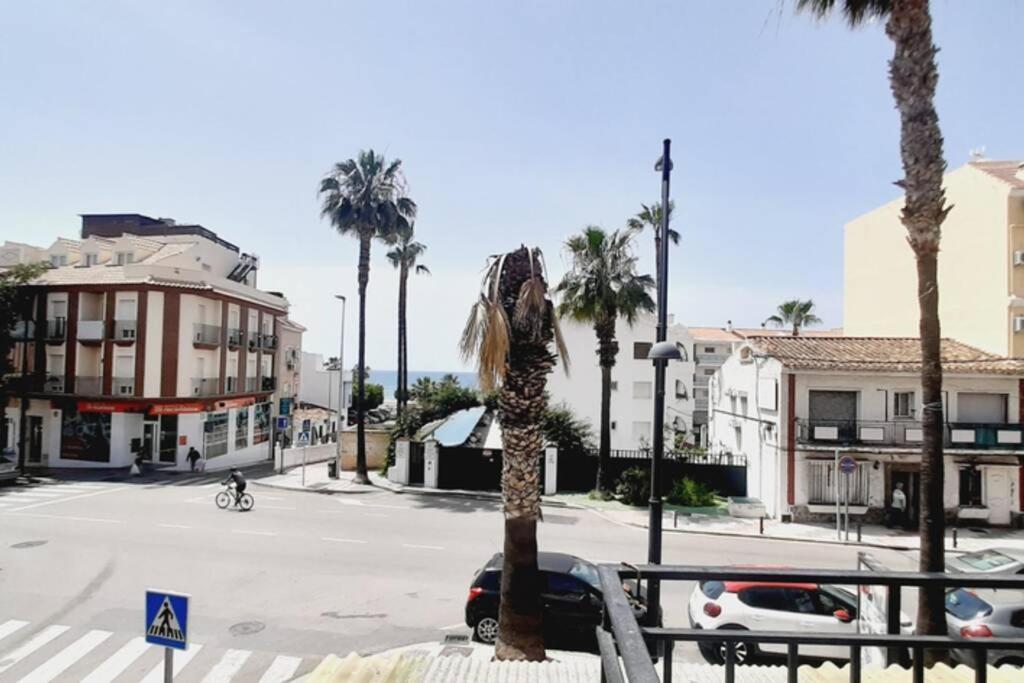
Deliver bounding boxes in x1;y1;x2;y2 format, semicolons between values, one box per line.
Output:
465;552;646;649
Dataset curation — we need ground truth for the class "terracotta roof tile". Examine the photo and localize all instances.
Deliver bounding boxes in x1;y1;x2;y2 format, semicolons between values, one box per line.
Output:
747;336;1024;375
970;160;1024;190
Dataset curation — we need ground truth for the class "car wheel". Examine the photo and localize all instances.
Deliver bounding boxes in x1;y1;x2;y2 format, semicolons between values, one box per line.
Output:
473;616;499;644
712;625;755;665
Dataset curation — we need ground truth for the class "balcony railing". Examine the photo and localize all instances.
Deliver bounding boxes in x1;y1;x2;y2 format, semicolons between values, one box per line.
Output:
259;334;278;351
11;321;35;340
112;376;135;396
77;320;104;342
225;376;238;393
45;318;66;341
227;328;243;348
191;377;219;396
598;564;1024;683
44;375;65;393
113;320;137;342
796;418;1024;451
193;323;221;347
696;352;730;364
245;377;258;392
75;376;102;395
261;376;276;392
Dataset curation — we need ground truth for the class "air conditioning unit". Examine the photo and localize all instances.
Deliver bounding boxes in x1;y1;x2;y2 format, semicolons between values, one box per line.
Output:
1014;251;1024;266
1015;316;1024;333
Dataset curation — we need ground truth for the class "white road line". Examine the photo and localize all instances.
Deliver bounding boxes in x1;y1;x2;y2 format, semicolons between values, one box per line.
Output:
231;529;277;536
439;623;465;631
20;629;111;683
336;499;409;510
200;648;251;682
7;485;122;512
402;543;444;550
0;620;28;643
0;492;63;499
159;523;193;529
258;655;302;683
362;513;389;518
141;643;203;682
0;625;70;674
81;636;151;683
260;505;296;511
9;512;125;524
261;496;283;501
322;537;368;544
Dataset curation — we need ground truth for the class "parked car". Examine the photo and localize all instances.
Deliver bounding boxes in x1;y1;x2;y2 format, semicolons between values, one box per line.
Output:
947;548;1024;576
688;576;863;663
0;450;17;481
465;552;646;649
945;588;1024;669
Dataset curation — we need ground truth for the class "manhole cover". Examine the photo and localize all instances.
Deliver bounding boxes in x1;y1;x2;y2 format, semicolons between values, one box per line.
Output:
10;541;47;549
229;621;265;636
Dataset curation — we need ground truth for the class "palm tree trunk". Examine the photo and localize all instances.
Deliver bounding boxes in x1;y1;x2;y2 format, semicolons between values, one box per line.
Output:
595;319;618;493
398;264;408;412
886;0;949;640
354;234;371;485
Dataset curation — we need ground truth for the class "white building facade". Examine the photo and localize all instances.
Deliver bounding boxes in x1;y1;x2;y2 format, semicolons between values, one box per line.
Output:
708;336;1024;525
546;314;696;450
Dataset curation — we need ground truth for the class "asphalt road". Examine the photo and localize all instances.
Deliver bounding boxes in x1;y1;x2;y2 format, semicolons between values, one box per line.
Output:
0;471;919;681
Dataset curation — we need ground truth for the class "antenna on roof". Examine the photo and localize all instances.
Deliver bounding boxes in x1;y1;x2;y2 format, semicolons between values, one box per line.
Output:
969;146;987;161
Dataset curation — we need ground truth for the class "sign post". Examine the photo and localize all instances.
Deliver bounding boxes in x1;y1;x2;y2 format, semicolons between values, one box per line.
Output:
838;455;857;542
145;589;190;682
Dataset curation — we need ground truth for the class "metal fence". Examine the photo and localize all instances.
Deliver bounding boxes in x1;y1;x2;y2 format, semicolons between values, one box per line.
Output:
558;449;746;496
597;564;1024;683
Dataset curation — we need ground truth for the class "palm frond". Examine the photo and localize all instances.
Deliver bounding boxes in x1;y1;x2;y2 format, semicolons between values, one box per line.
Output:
795;0;891;26
765;315;784;327
477;300;511;391
514;276;548;337
550;301;570;374
415;264;431;275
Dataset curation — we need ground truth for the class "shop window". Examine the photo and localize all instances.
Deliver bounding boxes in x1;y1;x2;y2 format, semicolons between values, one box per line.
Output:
205;413;229;458
959;467;984;507
235;408;249;450
61;409;111;462
253;403;271;445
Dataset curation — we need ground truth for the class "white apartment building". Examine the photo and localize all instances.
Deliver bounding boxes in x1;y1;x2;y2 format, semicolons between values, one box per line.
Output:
708;336;1024;525
3;213;298;471
546;314;696;450
298;352;353;426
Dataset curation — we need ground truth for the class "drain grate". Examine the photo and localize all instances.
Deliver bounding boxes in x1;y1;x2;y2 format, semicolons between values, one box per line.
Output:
10;541;47;549
229;621;266;636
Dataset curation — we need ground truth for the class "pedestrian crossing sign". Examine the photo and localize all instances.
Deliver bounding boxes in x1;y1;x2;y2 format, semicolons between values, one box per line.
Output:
145;589;190;650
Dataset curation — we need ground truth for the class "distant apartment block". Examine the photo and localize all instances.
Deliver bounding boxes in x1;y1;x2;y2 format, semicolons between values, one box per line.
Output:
3;213;301;471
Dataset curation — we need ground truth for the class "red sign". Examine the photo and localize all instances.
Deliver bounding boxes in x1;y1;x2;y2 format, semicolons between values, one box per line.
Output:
77;401;138;413
179;435;188;446
149;403;204;416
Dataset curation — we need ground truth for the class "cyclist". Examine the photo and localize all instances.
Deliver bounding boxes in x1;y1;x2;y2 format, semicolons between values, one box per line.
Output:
222;467;247;507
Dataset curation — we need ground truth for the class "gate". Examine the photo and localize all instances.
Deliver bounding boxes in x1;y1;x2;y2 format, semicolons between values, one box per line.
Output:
408;441;425;486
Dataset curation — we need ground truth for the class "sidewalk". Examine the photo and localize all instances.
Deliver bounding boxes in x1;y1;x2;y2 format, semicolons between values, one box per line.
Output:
252;462;1024;553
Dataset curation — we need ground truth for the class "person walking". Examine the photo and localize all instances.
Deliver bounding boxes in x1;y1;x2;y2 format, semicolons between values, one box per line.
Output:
186;446;201;472
890;481;908;529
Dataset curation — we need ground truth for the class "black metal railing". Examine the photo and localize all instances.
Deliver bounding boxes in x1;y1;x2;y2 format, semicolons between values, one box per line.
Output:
597;449;746;467
193;323;222;346
260;333;278;350
45;318;66;340
227;328;244;347
597;564;1024;683
796;418;1024;451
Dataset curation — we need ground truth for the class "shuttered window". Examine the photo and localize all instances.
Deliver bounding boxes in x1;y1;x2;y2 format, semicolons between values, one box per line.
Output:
807;461;869;505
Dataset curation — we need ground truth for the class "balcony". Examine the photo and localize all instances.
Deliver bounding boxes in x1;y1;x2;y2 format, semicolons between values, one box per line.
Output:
225;376;239;393
77;320;105;344
227;328;243;348
45;318;67;342
112;376;135;396
259;334;278;351
694;375;711;387
795;418;1024;451
44;375;65;393
261;376;276;392
193;323;222;348
191;377;219;396
113;320;137;343
11;321;35;340
245;377;258;392
696;352;730;365
75;376;102;395
694;397;709;411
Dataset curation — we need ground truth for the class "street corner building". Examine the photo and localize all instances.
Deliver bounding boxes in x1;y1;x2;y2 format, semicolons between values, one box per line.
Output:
707;335;1024;527
2;213;304;472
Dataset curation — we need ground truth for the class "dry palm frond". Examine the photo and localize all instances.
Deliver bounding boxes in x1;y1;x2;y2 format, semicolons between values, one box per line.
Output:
459;296;490;362
550;301;570;374
477;300;511;391
514;276;547;336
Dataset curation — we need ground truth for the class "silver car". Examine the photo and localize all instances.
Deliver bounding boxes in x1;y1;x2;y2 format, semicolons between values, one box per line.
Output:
0;450;17;481
945;588;1024;669
947;548;1024;576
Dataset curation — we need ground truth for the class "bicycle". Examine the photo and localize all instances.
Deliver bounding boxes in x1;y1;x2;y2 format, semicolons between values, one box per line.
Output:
215;483;253;511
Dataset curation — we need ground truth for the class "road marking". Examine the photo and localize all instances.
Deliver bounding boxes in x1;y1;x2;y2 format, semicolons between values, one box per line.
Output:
232;529;277;536
402;543;444;550
362;513;390;518
9;512;125;524
20;629;111;683
200;648;251;682
6;485;122;512
141;643;203;682
259;655;303;683
262;495;283;501
0;620;28;643
0;492;63;500
81;636;150;683
0;625;70;674
336;499;409;510
439;623;465;631
159;523;193;529
322;537;368;544
260;505;296;511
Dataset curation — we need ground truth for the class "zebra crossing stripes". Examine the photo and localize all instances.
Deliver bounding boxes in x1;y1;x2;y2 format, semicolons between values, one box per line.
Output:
80;636;150;683
18;629;111;683
200;648;251;682
140;643;204;682
258;655;303;683
0;620;28;643
0;625;70;674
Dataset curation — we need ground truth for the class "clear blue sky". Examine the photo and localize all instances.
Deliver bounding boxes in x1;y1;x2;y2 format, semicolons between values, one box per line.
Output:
2;1;1021;370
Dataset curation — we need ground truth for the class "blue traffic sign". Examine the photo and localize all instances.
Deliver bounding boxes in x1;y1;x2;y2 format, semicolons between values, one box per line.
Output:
276;416;289;430
145;590;190;650
838;455;858;475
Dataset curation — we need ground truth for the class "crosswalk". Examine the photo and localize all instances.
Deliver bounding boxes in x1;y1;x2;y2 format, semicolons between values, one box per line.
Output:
0;620;317;682
0;482;118;513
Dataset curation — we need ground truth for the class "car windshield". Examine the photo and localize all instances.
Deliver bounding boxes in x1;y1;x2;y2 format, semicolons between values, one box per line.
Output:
569;561;600;590
945;589;993;621
957;550;1016;572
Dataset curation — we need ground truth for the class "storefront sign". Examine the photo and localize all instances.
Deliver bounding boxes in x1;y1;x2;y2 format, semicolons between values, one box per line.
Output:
77;401;137;414
149;403;204;416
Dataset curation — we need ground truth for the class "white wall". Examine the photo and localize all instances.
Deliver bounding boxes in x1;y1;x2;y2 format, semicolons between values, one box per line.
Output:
298;352;353;412
145;291;164;397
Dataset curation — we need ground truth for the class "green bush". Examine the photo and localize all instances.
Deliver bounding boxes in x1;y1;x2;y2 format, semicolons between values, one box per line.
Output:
615;467;650;507
666;477;717;507
352;381;384;410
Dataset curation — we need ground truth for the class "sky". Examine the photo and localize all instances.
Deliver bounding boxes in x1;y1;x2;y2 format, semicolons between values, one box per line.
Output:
2;1;1022;371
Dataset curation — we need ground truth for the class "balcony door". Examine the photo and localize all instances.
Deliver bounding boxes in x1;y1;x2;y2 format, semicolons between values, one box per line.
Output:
956;393;1007;424
808;390;857;441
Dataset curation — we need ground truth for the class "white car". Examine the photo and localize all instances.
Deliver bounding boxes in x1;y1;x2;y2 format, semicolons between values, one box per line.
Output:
0;450;17;481
687;577;861;663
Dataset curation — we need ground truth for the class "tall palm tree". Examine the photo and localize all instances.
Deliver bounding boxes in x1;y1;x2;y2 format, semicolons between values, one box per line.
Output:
460;245;568;661
626;201;679;295
556;226;654;493
319;150;416;484
386;224;429;414
765;299;822;336
797;0;950;640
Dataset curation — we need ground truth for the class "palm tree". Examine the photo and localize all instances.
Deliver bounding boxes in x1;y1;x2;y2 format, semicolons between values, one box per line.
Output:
556;226;654;493
386;224;429;414
460;245;568;661
319;150;416;484
626;201;679;295
797;0;950;640
765;299;822;336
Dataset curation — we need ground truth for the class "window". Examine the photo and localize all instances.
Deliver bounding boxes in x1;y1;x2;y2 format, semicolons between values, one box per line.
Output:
703;368;715;376
235;408;249;449
704;346;716;354
734;426;743;451
569;561;601;590
633;342;652;360
945;589;992;621
739;395;748;415
959;467;984;507
633;381;652;399
631;421;650;442
115;252;133;265
545;573;588;596
253;403;271;444
738;587;790;611
807;461;870;505
787;589;817;614
85;253;98;266
894;391;915;419
50;254;67;267
60;409;111;462
204;413;229;458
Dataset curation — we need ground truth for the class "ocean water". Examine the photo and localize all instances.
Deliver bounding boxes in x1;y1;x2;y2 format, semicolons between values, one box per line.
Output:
368;370;478;401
